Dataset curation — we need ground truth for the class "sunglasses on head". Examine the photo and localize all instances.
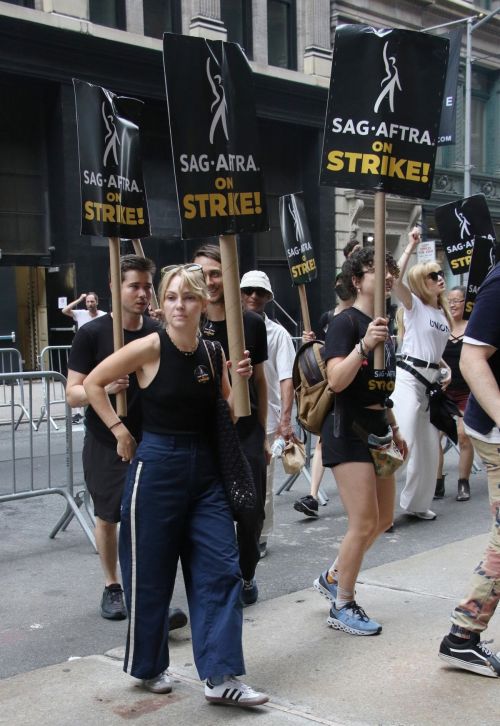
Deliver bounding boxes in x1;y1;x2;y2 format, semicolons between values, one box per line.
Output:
161;263;203;276
427;270;445;281
241;287;268;297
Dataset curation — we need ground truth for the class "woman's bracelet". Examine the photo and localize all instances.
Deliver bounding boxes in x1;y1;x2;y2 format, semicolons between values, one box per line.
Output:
359;337;368;358
355;340;368;360
109;420;123;431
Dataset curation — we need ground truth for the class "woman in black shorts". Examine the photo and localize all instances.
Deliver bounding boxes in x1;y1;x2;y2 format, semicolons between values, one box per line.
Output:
313;247;406;636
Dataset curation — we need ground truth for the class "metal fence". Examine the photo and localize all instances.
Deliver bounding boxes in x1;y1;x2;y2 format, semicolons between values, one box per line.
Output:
0;370;95;550
0;348;33;429
35;345;72;431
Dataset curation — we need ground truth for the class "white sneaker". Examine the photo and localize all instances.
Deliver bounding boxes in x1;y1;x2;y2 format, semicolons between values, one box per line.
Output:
205;677;269;707
407;509;437;520
143;670;172;693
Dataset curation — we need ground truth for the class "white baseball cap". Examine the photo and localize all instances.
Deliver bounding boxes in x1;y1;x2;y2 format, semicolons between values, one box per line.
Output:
240;270;274;300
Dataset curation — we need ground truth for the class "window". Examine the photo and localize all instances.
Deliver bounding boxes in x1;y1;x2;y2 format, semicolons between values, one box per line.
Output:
267;0;296;70
471;96;485;173
143;0;181;39
221;0;253;59
2;0;34;6
89;0;126;31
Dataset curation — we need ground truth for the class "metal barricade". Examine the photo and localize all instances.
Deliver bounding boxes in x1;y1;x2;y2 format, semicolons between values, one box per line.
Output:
35;345;72;431
0;370;96;550
0;348;33;429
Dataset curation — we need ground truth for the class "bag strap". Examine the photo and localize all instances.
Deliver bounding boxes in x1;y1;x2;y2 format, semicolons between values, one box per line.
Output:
396;359;432;392
203;339;223;392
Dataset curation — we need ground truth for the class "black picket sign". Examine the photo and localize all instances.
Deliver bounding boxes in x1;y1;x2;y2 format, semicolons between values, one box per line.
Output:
163;34;269;240
435;194;496;276
279;194;317;285
464;236;497;320
437;28;462;146
320;25;448;199
73;79;150;238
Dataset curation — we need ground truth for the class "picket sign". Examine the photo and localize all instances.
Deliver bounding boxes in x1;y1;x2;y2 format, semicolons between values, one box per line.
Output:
108;237;126;416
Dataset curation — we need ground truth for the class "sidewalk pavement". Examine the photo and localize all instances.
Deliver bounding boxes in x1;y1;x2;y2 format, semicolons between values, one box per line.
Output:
1;533;498;726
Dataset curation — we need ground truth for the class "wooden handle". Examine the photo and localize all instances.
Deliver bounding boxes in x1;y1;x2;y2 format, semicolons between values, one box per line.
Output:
298;285;311;332
109;237;126;416
374;192;386;371
219;234;251;418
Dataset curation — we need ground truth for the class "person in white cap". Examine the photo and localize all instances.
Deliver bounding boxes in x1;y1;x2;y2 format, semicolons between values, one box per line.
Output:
240;270;296;558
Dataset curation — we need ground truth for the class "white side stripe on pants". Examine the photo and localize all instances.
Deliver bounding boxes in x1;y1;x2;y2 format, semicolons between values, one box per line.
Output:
125;460;143;675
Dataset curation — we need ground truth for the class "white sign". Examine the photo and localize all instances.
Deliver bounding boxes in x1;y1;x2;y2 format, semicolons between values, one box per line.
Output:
417;240;436;264
58;297;67;309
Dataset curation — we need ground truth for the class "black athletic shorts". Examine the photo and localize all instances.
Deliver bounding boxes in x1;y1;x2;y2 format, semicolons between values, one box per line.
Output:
82;431;129;523
321;407;389;469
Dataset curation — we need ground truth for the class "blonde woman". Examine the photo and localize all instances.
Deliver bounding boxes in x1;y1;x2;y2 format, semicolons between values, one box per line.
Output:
83;264;268;708
391;228;453;520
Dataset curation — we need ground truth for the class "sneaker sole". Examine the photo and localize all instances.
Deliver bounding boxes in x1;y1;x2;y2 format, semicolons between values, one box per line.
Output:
313;578;336;603
327;615;382;636
205;695;269;707
438;652;499;678
143;683;173;694
293;502;318;517
168;611;188;631
100;609;127;621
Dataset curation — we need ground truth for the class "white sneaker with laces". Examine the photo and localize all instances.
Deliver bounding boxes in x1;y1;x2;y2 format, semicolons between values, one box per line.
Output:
205;677;269;707
142;670;172;693
407;509;437;520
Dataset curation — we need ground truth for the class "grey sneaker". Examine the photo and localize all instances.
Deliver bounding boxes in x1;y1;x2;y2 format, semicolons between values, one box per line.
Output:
100;584;127;620
143;670;172;693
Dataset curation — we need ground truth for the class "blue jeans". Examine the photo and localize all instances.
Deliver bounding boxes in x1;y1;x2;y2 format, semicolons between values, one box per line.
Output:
119;431;244;681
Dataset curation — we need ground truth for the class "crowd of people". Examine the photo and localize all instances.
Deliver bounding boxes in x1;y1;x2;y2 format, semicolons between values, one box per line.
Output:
65;231;500;708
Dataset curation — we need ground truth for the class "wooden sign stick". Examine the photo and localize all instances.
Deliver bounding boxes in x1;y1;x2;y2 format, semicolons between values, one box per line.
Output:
298;284;311;333
219;234;251;418
131;238;159;310
374;191;387;371
108;237;126;416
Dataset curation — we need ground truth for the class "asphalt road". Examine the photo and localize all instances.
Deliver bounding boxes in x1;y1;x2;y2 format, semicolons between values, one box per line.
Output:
0;420;491;680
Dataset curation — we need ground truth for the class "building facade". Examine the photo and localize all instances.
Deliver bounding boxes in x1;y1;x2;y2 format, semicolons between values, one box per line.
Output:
0;0;498;366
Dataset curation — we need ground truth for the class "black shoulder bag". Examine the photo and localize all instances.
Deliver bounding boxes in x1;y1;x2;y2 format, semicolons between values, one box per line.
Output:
203;340;256;514
396;360;461;444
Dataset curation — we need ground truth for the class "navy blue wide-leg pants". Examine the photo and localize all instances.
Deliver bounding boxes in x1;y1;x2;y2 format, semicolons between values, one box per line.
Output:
119;432;244;681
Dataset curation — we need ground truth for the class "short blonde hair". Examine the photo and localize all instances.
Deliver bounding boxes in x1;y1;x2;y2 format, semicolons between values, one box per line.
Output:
158;265;209;306
407;262;452;327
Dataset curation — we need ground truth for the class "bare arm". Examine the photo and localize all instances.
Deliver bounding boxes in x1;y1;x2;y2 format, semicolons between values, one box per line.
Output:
392;227;420;310
62;293;86;318
460;342;500;427
278;377;294;440
66;369;130;408
83;333;159;461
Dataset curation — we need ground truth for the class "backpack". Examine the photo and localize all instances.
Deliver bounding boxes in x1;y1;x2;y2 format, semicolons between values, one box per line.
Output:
292;340;334;435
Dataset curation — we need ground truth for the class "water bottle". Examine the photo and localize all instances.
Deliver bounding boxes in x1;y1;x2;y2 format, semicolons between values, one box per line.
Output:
271;437;286;458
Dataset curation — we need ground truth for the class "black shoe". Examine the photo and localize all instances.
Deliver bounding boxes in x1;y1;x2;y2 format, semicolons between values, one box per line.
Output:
72;413;83;425
241;578;258;607
456;478;470;502
439;633;500;678
293;495;318;517
434;475;446;499
100;584;127;620
168;607;188;631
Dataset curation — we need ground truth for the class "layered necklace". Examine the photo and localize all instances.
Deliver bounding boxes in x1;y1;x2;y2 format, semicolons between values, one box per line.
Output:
166;328;200;357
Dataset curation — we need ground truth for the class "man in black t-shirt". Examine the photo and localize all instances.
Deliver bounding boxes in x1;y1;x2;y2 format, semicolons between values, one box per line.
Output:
66;255;159;622
438;262;500;678
193;244;268;607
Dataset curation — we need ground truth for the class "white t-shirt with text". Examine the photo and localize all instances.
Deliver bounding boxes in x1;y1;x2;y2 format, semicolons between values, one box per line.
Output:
399;293;449;364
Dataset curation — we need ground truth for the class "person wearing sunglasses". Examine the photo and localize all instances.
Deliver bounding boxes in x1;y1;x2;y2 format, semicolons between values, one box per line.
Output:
82;263;268;707
391;227;453;521
435;286;474;502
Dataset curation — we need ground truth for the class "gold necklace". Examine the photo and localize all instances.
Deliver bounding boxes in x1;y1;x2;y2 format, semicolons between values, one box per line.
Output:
166;330;199;356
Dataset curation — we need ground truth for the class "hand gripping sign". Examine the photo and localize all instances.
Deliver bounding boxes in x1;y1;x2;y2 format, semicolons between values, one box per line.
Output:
320;26;448;369
163;34;269;416
74;79;151;415
279;193;317;332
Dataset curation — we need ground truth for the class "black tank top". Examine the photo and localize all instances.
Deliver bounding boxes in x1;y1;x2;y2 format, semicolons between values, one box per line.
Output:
443;334;468;393
141;330;217;434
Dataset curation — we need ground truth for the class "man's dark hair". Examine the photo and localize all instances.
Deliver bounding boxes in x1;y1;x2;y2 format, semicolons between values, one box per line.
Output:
342;246;399;296
112;254;156;282
192;243;221;264
343;239;361;259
